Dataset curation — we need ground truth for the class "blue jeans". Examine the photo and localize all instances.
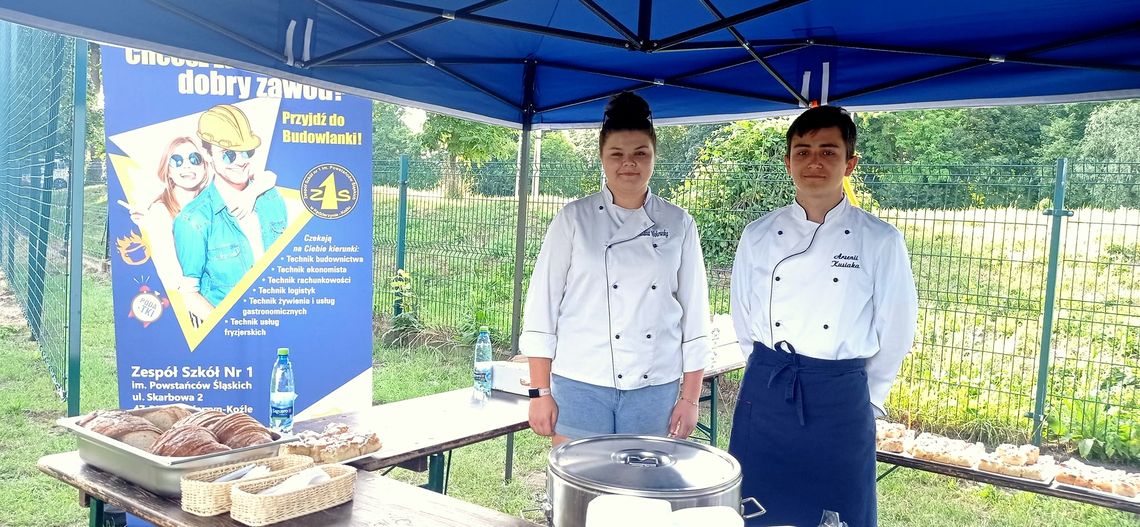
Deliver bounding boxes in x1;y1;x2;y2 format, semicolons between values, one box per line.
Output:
550;374;680;439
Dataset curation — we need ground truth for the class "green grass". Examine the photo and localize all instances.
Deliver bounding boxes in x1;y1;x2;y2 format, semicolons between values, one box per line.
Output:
5;276;1139;526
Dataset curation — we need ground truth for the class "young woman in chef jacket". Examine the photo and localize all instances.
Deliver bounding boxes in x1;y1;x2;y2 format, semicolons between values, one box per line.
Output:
520;92;711;446
729;105;919;527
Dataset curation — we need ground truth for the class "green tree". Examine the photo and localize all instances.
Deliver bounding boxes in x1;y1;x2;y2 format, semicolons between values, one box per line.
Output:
419;114;518;197
536;131;597;197
1080;100;1140;163
372;101;417;159
682;119;795;266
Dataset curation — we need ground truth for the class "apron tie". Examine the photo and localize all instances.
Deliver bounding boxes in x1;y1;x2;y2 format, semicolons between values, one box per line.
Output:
766;340;805;426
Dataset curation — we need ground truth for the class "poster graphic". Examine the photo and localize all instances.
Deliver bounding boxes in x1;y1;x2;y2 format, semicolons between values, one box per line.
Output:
103;47;373;424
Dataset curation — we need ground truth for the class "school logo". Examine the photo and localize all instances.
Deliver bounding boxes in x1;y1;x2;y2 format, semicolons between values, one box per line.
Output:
301;163;359;220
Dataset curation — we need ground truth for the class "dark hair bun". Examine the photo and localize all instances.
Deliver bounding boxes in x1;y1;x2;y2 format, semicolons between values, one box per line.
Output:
602;91;652;130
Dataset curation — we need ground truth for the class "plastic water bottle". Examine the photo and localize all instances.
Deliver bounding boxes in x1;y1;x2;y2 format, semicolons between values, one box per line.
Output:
472;326;493;402
270;347;296;433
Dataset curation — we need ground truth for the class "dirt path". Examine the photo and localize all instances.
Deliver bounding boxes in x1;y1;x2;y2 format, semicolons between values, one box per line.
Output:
0;272;30;327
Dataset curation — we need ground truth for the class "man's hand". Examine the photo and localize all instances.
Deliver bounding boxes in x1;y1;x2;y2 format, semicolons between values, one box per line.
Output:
528;395;559;437
667;398;700;439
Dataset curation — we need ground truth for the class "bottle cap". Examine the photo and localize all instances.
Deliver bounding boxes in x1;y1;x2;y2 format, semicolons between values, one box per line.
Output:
277;348;289;356
479;325;489;333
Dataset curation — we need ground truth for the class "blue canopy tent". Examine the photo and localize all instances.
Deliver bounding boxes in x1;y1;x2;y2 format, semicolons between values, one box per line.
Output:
2;0;1139;434
1;0;1139;129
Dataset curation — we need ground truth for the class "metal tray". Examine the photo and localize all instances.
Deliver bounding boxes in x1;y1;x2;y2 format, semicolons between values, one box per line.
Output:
57;404;298;497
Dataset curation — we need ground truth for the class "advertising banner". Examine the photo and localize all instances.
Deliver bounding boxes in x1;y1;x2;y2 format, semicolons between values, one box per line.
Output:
103;46;373;424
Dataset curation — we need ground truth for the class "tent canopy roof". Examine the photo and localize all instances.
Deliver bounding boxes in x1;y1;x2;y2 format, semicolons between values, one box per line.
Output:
2;0;1139;128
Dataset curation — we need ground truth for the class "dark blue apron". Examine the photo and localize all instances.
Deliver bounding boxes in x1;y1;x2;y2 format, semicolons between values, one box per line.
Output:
729;341;877;527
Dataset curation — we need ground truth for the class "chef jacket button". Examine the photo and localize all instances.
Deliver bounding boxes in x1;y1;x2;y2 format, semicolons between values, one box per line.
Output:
642;374;648;379
833;277;839;283
617;374;623;379
823;324;830;329
646;334;651;339
612;284;618;289
615;334;621;339
778;230;783;235
775;322;782;327
651;285;657;290
775;276;781;281
844;229;851;235
598;206;604;210
653;243;658;248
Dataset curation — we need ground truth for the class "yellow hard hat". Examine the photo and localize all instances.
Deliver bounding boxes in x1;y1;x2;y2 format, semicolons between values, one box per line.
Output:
196;104;261;151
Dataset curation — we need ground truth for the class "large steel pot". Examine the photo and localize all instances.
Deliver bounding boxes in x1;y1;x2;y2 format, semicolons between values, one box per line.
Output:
545;435;764;527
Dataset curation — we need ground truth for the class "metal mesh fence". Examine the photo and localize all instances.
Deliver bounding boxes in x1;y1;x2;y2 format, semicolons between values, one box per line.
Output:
374;157;1140;453
0;21;81;401
1047;162;1140;456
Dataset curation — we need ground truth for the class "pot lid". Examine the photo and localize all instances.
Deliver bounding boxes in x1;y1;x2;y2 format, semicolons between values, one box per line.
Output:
548;435;741;496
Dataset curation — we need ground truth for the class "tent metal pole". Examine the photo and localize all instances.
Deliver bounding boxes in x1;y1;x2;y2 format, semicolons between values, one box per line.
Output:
310;0;519;110
652;0;807;51
304;18;451;67
637;0;652;43
305;0;507;67
388;41;520;109
510;61;537;356
697;0;806;105
541;61;789;104
146;0;284;63
313;58;524;67
577;0;639;47
833;61;992;102
359;0;628;48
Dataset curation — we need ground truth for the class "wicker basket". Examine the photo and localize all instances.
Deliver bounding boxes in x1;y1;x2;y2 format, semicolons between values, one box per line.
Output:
229;464;357;526
180;455;314;516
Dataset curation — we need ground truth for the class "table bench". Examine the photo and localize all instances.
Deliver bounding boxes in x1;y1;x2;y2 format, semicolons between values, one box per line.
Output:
38;451;541;527
876;451;1140;515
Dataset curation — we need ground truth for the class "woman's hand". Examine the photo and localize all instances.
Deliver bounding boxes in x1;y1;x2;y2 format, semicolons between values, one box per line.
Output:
228;186;258;220
667;398;700;439
528;395;559;437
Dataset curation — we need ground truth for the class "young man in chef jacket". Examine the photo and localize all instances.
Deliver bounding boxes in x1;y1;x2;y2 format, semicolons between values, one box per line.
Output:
728;105;918;527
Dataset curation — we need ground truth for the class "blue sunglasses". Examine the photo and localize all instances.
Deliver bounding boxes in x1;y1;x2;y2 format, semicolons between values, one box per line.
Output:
220;149;255;165
168;152;203;168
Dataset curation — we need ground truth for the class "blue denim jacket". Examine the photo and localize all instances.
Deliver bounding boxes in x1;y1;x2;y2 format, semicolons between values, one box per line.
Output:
173;182;287;305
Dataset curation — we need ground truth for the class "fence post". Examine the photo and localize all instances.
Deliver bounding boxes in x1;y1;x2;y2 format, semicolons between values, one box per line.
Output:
1031;158;1072;445
65;39;88;416
394;154;409;316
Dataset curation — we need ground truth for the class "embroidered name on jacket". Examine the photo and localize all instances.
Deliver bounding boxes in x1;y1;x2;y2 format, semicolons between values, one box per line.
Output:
832;252;861;268
639;228;670;238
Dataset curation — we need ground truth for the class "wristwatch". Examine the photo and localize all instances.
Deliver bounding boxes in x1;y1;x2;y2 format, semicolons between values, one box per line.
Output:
527;387;551;398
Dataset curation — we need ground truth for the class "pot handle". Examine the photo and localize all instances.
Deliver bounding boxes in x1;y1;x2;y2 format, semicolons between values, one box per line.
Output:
741;496;766;519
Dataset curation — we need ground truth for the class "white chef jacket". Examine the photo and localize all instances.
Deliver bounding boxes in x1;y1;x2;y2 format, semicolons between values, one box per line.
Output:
520;186;711;390
730;197;918;416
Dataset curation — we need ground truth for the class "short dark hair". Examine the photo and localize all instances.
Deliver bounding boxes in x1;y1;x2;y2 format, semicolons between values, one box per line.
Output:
599;91;656;151
786;105;857;158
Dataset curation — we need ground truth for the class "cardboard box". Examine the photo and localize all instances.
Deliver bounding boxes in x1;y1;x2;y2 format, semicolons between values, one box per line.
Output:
491;361;531;396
